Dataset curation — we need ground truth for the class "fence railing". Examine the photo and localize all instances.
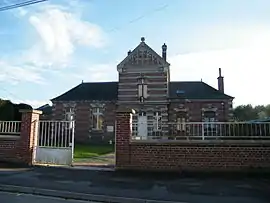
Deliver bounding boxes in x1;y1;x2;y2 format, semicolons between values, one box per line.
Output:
38;121;75;148
131;122;270;141
0;121;21;136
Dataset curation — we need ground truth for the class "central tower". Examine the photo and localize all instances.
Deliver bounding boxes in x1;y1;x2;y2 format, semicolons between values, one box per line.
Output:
116;37;170;139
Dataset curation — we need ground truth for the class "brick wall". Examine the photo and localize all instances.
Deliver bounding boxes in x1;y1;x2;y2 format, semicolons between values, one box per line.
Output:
115;109;270;172
169;100;231;122
0;110;42;165
53;101;116;144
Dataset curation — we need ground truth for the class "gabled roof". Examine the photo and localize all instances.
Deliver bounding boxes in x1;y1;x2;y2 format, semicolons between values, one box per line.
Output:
117;37;170;70
169;81;234;100
51;81;233;102
36;104;52;115
51;82;118;102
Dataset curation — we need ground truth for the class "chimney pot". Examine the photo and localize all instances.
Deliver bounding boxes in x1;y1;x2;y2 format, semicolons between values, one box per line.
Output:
217;68;224;93
162;43;167;61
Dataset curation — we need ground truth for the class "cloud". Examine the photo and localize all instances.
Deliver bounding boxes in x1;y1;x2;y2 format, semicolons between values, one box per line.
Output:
62;63;118;82
0;1;107;85
8;98;50;108
0;60;45;84
169;44;270;107
26;4;106;67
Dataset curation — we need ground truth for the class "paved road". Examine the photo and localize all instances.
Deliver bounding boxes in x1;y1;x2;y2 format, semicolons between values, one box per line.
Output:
0;191;99;203
0;166;269;203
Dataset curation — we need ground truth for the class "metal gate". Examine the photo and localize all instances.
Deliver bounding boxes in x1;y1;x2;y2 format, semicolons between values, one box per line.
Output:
33;120;75;166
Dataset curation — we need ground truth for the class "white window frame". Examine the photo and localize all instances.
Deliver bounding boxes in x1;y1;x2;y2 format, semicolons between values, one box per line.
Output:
176;117;186;131
138;77;148;101
203;111;216;129
153;112;162;132
64;108;75;129
92;107;103;130
65;108;74;121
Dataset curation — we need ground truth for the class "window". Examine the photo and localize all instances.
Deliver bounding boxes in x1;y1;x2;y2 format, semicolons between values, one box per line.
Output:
203;111;216;129
176;117;186;131
65;108;74;121
176;111;187;131
138;76;148;102
92;107;104;130
153;112;162;131
64;108;75;129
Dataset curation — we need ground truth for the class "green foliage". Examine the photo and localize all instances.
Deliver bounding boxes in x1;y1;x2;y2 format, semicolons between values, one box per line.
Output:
233;104;270;121
0;99;32;121
74;144;115;159
0;100;14;120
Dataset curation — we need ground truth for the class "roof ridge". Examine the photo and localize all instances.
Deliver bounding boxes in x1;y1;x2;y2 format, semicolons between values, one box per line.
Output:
83;81;118;84
51;80;234;101
170;80;202;82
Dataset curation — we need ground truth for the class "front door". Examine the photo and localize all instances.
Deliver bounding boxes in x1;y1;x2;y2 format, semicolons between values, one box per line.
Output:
137;115;147;140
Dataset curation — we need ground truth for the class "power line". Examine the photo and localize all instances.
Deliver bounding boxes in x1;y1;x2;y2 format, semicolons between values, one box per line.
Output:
0;0;48;12
0;2;169;102
0;70;30;101
106;4;168;33
0;86;25;101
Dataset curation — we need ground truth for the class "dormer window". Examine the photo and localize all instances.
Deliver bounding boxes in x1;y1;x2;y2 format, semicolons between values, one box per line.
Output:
176;90;185;95
176;90;185;99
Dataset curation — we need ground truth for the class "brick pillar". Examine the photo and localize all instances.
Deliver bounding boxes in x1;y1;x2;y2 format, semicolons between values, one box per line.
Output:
17;109;42;165
115;108;135;169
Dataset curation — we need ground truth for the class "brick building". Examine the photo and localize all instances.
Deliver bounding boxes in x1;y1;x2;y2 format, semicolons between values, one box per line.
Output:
51;37;234;143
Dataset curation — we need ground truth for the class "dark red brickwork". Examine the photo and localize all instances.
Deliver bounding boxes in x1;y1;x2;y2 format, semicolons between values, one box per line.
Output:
115;108;133;167
0;110;41;165
115;109;270;172
53;101;116;143
126;143;270;171
52;100;232;143
169;100;232;122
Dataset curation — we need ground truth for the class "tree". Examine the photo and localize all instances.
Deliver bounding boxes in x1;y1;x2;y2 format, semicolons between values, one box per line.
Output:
264;104;270;117
233;104;270;121
0;99;32;121
0;100;15;121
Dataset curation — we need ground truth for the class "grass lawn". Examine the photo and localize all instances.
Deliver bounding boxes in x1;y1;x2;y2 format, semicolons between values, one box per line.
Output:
74;144;115;159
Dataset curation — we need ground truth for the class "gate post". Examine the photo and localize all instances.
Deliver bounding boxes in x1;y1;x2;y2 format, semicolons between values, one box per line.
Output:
19;109;42;166
115;108;135;170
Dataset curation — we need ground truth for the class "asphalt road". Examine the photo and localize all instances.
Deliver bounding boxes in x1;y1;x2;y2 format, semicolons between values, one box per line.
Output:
0;166;269;203
0;191;99;203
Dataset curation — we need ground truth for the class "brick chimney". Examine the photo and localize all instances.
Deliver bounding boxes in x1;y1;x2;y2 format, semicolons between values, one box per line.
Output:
162;43;167;61
217;68;224;93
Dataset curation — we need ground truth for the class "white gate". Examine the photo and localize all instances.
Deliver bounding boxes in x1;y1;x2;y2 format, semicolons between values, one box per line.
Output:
137;115;148;140
33;120;75;166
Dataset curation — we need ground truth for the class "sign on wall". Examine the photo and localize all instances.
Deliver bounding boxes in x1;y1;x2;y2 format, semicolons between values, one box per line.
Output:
107;126;114;132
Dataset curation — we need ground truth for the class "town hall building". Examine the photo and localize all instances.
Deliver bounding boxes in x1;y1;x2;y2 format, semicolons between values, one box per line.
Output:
50;37;234;143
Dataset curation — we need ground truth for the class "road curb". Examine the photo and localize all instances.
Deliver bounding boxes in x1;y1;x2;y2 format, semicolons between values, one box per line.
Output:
0;184;182;203
34;164;115;172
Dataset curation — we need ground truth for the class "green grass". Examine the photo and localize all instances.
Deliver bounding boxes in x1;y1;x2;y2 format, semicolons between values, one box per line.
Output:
74;144;115;159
